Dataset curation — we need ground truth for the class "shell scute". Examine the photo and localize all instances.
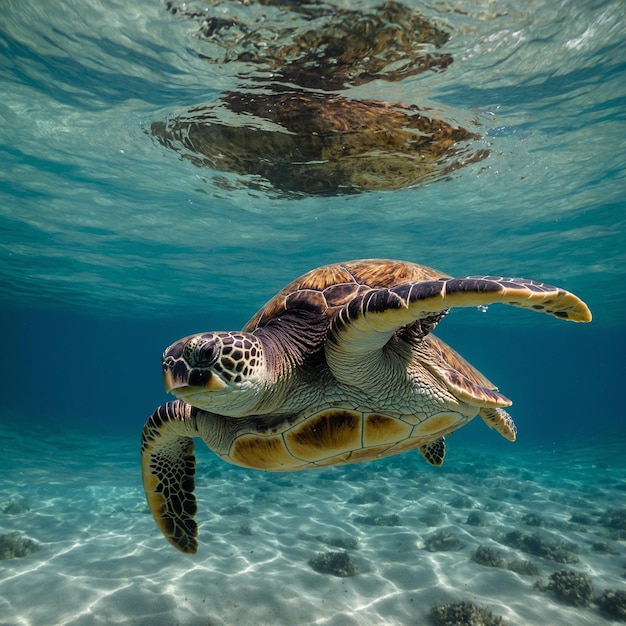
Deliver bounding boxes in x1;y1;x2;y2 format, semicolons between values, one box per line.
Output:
412;413;460;436
284;410;362;461
322;282;362;307
230;434;303;470
285;288;329;313
343;260;446;288
364;413;413;446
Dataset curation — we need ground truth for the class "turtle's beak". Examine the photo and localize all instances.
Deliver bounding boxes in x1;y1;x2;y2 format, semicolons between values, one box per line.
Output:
163;367;228;394
162;339;228;395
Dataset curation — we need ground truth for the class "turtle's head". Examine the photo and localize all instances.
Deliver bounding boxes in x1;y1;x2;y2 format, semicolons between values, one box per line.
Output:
161;331;266;415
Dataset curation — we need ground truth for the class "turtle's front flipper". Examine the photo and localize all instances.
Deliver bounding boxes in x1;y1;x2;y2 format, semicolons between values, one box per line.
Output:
327;275;591;367
141;400;200;553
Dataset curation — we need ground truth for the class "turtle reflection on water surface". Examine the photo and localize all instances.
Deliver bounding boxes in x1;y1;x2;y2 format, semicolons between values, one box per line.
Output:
151;90;488;195
142;259;591;553
165;0;453;90
153;0;489;195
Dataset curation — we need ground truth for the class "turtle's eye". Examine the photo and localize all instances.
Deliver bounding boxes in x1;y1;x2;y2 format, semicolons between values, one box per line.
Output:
184;334;220;368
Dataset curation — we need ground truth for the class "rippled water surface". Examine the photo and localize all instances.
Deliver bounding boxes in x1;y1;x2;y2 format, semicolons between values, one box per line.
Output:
1;0;624;319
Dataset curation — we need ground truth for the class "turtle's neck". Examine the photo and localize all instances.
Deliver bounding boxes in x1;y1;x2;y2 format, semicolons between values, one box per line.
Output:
253;308;330;380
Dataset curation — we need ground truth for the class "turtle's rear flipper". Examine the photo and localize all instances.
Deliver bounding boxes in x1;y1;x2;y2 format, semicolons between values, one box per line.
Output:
419;437;446;466
141;401;199;553
479;407;517;442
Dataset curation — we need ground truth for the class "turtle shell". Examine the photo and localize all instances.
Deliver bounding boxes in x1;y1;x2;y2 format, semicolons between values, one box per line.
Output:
243;258;500;397
243;259;449;331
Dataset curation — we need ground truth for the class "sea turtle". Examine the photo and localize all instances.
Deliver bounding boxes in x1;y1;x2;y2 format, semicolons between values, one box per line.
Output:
142;259;591;553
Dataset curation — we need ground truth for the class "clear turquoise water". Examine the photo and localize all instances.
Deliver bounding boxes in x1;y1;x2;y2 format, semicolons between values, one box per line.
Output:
0;1;625;624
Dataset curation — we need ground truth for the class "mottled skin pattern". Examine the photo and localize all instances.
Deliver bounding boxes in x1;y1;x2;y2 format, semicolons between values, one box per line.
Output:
141;259;591;553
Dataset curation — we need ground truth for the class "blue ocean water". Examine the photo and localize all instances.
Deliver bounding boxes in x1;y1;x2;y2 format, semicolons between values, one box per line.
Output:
1;1;625;624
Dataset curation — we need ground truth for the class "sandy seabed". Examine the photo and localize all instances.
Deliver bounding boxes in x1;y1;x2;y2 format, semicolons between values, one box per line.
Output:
0;421;624;626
